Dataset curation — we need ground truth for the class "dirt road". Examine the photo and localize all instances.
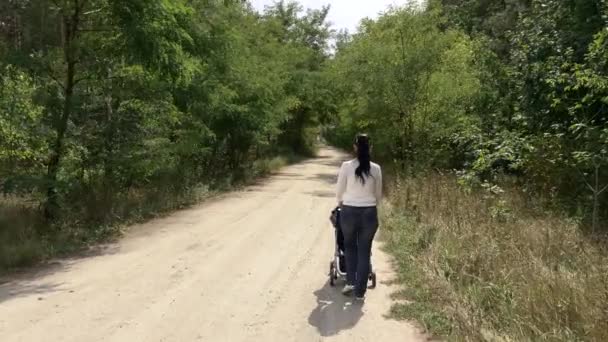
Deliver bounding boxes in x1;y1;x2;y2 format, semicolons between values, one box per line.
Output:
0;148;423;342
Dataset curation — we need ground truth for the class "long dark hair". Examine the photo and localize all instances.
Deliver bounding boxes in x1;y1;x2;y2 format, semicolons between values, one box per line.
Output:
354;134;371;184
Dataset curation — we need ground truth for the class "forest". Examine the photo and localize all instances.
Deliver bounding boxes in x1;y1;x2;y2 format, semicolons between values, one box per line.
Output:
324;0;608;341
327;0;608;232
323;0;608;340
0;0;335;265
1;0;608;340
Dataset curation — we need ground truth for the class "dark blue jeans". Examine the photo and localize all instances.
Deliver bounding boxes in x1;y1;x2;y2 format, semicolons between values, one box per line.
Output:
340;206;378;297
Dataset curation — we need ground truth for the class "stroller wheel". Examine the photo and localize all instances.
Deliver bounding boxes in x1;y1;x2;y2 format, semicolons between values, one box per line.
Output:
369;272;377;289
329;261;336;287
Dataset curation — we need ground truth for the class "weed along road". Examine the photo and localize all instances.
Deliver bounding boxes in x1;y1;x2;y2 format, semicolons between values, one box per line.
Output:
0;148;423;342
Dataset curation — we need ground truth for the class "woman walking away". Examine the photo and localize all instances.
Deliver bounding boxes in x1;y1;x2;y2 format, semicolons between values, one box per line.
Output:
336;134;382;300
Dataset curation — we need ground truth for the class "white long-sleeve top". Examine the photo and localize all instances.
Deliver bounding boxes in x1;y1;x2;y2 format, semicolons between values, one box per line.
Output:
336;159;382;207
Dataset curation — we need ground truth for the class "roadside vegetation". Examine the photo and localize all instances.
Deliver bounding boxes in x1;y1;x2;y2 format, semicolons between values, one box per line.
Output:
0;0;330;271
325;1;608;340
382;175;608;341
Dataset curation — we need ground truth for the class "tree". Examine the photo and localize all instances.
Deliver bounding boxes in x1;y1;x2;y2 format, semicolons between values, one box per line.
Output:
261;0;334;155
326;7;480;170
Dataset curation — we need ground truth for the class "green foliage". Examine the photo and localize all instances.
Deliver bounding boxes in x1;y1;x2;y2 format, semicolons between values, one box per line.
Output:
325;7;481;169
263;1;334;156
327;0;608;229
323;3;608;337
0;0;332;270
0;65;48;195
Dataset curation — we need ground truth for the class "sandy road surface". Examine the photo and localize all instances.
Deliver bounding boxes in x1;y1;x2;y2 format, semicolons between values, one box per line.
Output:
0;147;423;342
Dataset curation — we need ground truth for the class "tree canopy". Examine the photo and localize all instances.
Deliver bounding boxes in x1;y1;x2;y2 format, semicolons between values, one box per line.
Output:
326;0;608;231
0;0;334;224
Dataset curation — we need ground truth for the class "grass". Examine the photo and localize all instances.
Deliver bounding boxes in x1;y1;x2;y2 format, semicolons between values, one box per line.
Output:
0;152;306;274
251;153;304;179
0;197;47;270
381;173;608;341
0;184;215;272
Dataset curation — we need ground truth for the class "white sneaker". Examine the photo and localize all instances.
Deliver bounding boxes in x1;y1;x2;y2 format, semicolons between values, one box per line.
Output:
342;285;355;296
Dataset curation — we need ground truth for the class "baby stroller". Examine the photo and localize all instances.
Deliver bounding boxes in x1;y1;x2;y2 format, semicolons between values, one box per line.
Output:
328;206;377;288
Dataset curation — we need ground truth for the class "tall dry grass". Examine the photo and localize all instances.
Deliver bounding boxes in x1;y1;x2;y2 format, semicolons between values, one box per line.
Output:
0;196;47;269
382;174;608;341
0;153;303;272
0;184;213;272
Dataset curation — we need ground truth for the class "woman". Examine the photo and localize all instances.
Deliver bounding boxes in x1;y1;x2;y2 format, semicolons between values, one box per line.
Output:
336;134;382;300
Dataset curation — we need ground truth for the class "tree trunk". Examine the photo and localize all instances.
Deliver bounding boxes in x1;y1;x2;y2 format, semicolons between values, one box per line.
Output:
45;4;82;220
45;60;75;220
592;165;600;233
104;67;115;181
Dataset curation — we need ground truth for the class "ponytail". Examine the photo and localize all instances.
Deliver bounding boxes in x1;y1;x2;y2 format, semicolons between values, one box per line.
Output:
354;134;371;184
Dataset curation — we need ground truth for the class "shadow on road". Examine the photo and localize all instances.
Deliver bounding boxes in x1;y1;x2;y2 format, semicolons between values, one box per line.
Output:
305;190;335;198
308;281;364;337
0;243;119;304
308;173;337;185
